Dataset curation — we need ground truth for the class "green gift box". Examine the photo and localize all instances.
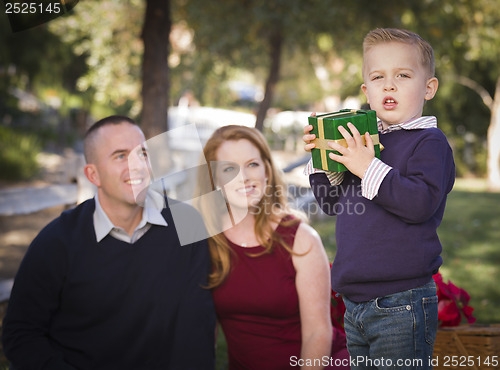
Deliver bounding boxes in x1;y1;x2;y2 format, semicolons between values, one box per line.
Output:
309;109;382;172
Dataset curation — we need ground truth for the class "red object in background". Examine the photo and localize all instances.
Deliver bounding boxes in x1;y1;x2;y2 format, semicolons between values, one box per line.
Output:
329;263;346;331
433;272;476;327
330;290;345;331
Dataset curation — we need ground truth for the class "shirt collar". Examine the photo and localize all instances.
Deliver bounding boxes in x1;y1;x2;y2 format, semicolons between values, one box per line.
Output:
93;191;168;243
378;116;437;134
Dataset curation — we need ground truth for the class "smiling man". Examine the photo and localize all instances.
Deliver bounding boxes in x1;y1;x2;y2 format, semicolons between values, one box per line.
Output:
2;116;216;370
83;116;153;239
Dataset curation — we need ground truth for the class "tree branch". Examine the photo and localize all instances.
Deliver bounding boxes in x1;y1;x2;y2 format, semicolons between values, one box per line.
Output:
455;75;494;111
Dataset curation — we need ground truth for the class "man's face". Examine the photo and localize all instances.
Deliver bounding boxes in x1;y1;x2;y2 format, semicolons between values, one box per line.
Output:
361;41;437;128
90;123;150;209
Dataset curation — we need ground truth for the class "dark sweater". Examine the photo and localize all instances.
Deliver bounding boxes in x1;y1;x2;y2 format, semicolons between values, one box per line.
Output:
310;127;455;302
2;198;216;370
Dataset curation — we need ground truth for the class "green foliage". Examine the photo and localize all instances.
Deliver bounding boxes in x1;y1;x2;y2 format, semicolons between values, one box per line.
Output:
0;6;90;145
273;49;324;110
215;329;229;370
310;179;500;324
0;126;41;181
47;0;144;118
0;12;88;97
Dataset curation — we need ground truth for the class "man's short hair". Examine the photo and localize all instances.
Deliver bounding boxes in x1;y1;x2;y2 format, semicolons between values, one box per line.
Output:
363;28;435;78
83;115;138;163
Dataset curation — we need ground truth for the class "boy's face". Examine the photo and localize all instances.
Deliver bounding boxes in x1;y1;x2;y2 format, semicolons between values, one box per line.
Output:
361;41;438;128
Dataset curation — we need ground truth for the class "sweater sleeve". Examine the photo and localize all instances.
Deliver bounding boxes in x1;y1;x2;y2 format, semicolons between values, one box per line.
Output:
309;172;342;216
169;238;216;369
2;221;76;370
373;133;455;224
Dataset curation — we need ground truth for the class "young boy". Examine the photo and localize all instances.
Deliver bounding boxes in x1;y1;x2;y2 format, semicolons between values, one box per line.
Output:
303;28;455;368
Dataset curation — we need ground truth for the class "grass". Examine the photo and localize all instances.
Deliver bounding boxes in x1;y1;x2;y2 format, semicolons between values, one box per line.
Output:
216;329;229;370
437;181;500;324
310;178;500;324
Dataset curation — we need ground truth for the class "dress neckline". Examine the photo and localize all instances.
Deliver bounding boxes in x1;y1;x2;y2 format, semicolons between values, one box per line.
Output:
224;215;293;249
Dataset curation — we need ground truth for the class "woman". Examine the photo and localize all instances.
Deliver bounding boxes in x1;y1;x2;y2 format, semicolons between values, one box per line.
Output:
195;125;349;369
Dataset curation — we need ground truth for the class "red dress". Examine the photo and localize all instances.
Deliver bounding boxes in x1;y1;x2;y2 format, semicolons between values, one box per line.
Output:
212;217;349;369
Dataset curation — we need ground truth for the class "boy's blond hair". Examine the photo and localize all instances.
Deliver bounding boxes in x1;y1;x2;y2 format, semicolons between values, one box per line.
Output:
363;28;435;78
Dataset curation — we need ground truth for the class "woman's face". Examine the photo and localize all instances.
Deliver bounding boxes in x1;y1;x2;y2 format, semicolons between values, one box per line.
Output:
215;139;268;211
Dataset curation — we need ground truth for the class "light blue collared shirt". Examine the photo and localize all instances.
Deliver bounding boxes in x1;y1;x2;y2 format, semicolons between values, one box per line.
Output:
93;191;168;244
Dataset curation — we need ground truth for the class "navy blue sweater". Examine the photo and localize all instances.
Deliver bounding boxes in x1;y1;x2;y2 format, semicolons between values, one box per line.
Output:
2;198;216;369
310;128;455;302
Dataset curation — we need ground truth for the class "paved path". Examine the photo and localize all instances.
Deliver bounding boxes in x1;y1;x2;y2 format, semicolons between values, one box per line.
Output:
0;184;78;216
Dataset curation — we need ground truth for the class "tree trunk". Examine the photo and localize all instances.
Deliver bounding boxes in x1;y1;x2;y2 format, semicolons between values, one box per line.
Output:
487;76;500;191
255;29;283;132
141;0;171;138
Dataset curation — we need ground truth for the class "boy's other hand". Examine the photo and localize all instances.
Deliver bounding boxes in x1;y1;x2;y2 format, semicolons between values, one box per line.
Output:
303;112;316;152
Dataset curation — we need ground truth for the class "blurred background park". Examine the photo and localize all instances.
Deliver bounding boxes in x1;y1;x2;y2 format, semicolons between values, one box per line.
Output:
1;0;500;367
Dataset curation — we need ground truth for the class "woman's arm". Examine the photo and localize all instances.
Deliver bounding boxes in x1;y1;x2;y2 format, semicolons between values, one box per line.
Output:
292;222;333;369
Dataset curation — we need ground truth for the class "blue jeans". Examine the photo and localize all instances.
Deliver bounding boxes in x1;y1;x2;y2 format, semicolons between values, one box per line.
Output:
343;280;438;370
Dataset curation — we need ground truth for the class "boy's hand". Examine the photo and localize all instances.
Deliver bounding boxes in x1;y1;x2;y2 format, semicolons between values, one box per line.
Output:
303;112;317;152
327;122;375;179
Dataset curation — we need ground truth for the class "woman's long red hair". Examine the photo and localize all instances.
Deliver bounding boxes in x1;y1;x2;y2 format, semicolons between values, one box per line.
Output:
194;125;303;289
